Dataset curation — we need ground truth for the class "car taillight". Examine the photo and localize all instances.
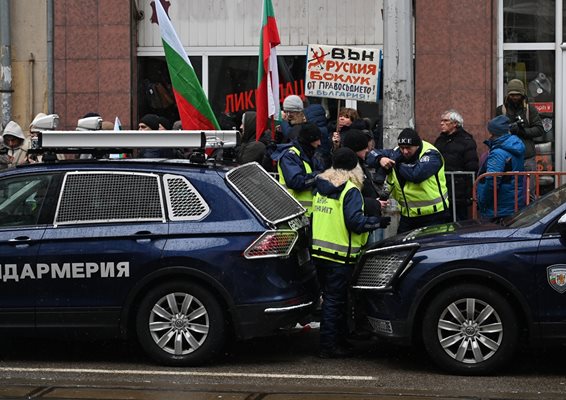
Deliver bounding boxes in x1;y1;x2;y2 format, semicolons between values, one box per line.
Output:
244;230;298;259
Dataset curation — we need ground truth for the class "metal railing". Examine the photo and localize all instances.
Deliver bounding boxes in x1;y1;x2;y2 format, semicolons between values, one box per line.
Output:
445;171;476;222
471;171;566;219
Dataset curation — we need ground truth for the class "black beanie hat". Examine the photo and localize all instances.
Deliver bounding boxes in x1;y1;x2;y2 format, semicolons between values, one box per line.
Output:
298;123;322;144
140;114;160;130
158;116;172;130
343;129;370;152
397;128;421;146
332;147;358;171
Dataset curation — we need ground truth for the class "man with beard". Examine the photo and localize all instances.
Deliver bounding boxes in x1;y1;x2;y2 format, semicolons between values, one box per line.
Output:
367;128;450;233
270;123;325;216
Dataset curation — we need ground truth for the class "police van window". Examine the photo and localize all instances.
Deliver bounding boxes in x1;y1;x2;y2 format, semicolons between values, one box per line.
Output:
0;175;52;227
55;172;165;225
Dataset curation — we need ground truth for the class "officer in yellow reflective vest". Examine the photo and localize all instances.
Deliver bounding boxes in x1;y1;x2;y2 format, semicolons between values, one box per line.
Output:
270;123;325;215
367;128;450;234
312;148;391;358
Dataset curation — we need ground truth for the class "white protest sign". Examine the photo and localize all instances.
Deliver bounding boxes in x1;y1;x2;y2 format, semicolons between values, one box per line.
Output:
305;44;382;103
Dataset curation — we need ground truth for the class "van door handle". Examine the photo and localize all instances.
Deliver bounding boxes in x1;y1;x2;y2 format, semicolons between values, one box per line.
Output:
134;231;152;242
9;236;31;248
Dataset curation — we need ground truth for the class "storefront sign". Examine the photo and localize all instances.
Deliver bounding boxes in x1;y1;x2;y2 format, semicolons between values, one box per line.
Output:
305;44;382;102
532;102;553;114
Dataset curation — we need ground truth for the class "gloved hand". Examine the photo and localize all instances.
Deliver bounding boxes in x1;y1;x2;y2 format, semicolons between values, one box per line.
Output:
379;216;391;228
508;122;520;134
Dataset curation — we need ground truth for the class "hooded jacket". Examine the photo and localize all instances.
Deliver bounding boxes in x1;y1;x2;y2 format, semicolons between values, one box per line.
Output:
495;92;544;159
477;133;526;219
1;121;31;169
313;166;383;234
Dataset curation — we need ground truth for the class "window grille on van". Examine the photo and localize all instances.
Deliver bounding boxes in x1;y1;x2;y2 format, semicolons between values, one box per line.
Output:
163;174;210;221
352;244;419;290
225;162;305;226
55;172;165;225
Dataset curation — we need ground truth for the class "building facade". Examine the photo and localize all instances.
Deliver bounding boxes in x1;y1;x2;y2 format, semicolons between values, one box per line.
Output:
2;0;564;173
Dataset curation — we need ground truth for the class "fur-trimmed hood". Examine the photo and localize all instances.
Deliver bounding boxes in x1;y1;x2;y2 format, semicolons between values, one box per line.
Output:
315;164;364;196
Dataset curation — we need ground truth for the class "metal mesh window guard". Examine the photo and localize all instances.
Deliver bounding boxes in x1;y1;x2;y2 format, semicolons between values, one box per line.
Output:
163;174;210;221
226;163;305;225
55;172;165;225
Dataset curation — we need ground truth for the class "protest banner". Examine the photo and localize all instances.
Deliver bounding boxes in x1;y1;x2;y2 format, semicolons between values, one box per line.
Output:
305;44;382;103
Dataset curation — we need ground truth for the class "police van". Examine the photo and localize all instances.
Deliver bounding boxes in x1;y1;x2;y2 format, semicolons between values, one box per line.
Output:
0;120;318;366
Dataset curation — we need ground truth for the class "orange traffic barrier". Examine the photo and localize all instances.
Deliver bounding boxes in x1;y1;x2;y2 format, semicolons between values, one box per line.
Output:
472;171;566;219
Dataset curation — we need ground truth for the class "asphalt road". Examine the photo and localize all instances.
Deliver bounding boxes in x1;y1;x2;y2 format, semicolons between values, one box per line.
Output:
0;326;565;399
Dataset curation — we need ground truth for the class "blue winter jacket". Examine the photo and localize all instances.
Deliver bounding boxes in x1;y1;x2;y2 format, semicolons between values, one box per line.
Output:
270;140;324;192
477;133;525;219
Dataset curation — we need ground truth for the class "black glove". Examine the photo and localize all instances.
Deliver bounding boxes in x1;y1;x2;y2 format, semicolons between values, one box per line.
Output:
508;122;520;134
379;216;391;228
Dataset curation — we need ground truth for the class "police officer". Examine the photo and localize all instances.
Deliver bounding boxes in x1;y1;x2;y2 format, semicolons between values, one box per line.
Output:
311;147;390;358
270;123;325;215
368;128;450;233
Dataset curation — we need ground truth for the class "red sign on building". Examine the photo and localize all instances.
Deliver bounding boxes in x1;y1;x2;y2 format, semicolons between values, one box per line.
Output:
532;102;553;114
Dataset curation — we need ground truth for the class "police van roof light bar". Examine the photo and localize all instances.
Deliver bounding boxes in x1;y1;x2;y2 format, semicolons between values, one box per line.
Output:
38;130;238;149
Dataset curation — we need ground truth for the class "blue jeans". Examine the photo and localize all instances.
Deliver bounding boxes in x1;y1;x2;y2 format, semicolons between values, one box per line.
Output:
315;259;353;351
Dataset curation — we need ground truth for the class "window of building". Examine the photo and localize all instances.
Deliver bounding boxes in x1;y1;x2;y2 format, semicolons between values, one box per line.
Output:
504;0;555;42
501;0;558;178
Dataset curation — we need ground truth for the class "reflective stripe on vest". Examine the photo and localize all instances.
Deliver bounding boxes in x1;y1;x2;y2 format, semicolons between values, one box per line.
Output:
278;146;314;214
311;180;368;264
388;141;449;218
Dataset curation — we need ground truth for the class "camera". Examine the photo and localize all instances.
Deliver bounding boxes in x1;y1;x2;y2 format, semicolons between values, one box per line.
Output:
514;115;525;127
509;115;525;133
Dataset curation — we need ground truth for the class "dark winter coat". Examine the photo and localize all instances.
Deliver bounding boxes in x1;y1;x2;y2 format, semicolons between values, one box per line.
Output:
477;133;525;219
434;127;479;206
496;98;544;159
237;112;273;171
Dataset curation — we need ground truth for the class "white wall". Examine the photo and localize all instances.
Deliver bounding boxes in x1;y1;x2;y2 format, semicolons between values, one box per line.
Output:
137;0;384;55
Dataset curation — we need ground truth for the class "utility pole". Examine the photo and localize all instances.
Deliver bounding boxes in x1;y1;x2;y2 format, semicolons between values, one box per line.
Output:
382;0;414;149
0;0;13;129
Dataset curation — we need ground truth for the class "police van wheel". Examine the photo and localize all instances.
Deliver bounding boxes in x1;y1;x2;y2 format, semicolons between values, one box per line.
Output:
422;283;518;375
135;281;226;366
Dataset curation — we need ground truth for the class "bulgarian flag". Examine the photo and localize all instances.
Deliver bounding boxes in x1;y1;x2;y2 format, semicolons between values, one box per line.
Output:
255;0;281;140
155;1;220;130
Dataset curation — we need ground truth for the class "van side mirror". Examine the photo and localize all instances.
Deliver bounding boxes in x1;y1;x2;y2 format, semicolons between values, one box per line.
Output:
556;214;566;235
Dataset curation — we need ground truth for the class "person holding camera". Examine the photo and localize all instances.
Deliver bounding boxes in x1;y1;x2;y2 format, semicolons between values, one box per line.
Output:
495;79;544;197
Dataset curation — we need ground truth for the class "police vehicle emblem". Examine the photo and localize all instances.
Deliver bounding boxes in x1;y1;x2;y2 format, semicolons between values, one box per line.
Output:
547;265;566;293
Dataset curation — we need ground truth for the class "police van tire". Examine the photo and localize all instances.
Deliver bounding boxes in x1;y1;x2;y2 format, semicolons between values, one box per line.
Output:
421;283;518;375
135;281;226;366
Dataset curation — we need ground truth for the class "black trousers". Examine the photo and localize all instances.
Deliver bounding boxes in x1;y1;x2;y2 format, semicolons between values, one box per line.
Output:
315;259;353;351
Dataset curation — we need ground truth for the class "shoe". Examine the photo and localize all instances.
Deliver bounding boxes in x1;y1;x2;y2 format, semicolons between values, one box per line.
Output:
318;345;353;359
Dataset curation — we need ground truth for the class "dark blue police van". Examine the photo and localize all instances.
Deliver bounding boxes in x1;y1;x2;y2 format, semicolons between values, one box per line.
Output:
0;159;318;366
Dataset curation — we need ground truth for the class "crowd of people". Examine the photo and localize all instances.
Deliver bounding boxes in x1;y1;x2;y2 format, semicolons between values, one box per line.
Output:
0;85;542;358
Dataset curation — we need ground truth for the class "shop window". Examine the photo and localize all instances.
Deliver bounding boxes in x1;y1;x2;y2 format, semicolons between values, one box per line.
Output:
208;55;307;130
137;56;202;126
504;0;555;43
504;50;555;182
